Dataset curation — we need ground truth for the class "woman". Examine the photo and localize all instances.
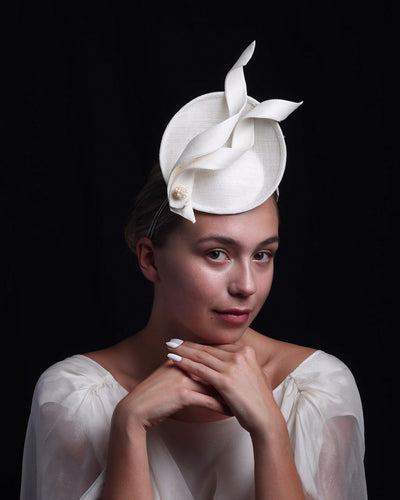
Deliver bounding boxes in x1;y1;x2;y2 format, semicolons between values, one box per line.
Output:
20;42;367;499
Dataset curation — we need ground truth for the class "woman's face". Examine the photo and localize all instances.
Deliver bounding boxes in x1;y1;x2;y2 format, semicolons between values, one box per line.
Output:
152;198;279;345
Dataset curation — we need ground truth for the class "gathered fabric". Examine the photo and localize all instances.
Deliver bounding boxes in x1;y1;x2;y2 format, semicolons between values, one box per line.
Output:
20;350;367;500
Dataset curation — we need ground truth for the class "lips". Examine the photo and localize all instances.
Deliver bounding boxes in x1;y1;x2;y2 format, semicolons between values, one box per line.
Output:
214;308;252;325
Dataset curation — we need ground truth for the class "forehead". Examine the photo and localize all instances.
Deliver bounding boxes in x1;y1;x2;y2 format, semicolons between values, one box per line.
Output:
176;198;279;242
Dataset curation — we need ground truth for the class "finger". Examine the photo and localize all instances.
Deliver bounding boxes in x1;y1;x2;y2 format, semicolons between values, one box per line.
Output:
167;339;242;355
168;346;226;372
169;362;228;403
177;385;232;416
167;341;234;368
168;353;224;389
171;376;232;415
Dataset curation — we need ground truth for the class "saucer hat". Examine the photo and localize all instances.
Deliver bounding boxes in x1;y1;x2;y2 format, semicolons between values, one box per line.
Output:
158;41;302;224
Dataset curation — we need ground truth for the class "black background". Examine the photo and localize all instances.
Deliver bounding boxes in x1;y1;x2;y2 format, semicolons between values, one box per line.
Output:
2;1;396;497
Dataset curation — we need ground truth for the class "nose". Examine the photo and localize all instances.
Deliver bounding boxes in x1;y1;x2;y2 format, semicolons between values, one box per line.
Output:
228;261;257;297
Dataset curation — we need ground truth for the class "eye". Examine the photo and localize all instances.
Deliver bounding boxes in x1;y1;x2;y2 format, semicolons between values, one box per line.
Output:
206;250;228;262
253;251;272;262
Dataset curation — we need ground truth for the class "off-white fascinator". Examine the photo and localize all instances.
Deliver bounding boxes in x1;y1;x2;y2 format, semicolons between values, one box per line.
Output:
149;41;301;236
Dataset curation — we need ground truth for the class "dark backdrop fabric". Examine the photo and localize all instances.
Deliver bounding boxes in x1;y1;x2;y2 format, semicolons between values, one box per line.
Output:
2;1;395;497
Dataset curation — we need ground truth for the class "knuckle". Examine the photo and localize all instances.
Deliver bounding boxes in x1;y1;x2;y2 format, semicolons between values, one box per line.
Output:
194;350;209;364
231;351;245;365
179;375;191;387
202;345;214;356
204;397;215;410
193;345;214;364
242;344;255;356
232;345;255;363
193;362;208;378
177;386;191;404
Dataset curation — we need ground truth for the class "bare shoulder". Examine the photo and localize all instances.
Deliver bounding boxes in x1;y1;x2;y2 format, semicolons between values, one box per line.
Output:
84;331;162;392
84;337;143;392
244;329;317;390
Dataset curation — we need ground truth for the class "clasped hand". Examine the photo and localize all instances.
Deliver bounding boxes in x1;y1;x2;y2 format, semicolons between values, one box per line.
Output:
166;340;278;437
115;339;281;441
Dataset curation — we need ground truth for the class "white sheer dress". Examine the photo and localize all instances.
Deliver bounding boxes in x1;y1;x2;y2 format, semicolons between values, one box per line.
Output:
20;350;367;499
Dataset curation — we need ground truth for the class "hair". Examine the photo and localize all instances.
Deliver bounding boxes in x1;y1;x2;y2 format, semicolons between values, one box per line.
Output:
125;164;280;255
124;164;182;254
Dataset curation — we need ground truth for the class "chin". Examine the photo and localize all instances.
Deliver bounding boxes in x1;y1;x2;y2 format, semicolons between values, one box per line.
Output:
187;325;249;346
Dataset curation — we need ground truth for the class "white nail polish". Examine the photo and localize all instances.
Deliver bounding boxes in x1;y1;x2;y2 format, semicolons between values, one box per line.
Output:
167;353;182;362
166;339;184;348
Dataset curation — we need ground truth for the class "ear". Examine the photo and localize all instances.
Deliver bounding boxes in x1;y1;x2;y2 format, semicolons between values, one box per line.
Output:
136;237;160;283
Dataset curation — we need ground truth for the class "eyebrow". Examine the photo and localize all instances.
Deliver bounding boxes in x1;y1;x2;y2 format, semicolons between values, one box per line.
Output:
194;235;280;247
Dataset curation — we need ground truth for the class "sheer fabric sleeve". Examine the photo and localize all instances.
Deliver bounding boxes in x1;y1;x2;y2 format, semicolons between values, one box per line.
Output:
279;352;367;500
20;356;127;500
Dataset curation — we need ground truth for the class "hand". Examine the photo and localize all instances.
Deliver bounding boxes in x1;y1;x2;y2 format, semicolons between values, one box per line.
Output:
113;360;230;433
167;340;285;438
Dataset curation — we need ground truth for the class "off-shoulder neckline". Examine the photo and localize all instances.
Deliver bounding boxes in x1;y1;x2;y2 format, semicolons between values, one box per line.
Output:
272;349;323;391
71;349;324;396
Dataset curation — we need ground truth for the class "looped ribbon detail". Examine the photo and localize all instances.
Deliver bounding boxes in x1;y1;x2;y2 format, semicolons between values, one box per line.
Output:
166;41;302;222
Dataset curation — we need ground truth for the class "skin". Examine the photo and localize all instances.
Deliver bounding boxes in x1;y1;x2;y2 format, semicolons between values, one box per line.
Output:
87;198;315;499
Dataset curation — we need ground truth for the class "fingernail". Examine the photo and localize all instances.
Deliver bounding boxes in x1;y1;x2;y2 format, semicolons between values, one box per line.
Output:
167;353;182;362
166;338;184;348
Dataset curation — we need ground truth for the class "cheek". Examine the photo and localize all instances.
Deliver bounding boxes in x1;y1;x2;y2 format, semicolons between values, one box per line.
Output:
161;260;218;305
180;267;223;304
